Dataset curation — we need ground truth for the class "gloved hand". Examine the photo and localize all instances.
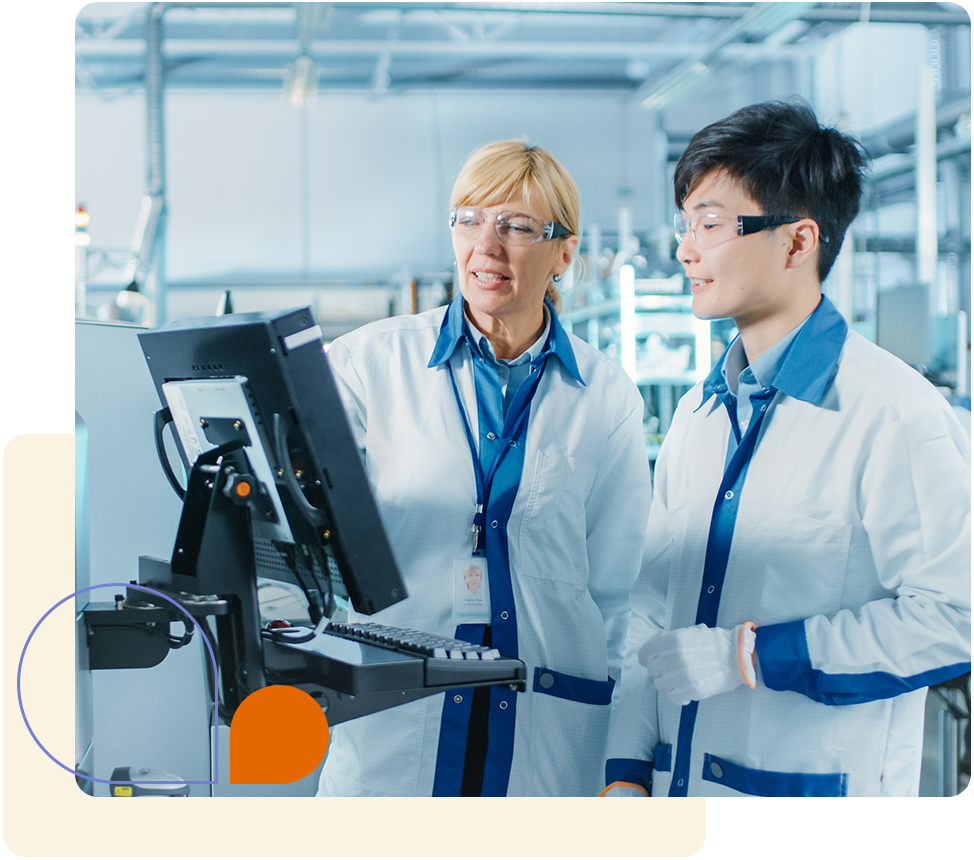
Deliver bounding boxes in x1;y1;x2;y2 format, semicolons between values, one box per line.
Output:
638;622;756;706
599;782;649;797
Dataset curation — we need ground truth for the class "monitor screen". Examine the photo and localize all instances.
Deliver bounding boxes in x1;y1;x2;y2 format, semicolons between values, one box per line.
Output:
137;307;408;619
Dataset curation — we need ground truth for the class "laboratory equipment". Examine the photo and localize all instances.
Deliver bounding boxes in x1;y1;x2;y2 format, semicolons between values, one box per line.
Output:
84;307;525;730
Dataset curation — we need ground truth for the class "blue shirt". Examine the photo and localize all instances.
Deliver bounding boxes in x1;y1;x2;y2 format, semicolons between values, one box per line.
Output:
464;305;552;418
719;317;808;463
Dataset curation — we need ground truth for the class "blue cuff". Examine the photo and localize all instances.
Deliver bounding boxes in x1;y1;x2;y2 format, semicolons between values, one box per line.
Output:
756;620;815;696
605;758;651;793
757;621;972;706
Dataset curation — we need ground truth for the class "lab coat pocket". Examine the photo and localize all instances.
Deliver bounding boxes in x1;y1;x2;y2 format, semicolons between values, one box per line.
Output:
650;505;705;631
517;447;595;587
528;667;614;795
700;753;849;797
532;666;615;704
733;512;852;625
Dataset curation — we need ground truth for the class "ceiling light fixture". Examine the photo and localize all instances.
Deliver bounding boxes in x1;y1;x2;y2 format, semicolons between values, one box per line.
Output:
640;61;712;111
285;54;318;106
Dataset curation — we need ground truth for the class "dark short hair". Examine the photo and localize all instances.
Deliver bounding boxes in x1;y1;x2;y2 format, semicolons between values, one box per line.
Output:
674;99;868;283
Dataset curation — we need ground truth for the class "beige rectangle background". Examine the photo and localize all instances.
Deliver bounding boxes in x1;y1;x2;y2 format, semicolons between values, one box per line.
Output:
3;433;705;857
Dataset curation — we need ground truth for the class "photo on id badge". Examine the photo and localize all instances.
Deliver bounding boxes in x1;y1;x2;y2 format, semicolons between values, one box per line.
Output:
455;557;490;623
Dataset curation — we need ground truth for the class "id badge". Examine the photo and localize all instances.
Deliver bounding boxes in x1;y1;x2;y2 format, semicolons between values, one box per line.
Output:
454;556;491;624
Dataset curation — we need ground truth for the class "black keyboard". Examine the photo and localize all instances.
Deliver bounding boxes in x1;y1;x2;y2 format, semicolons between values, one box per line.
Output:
263;619;527;725
326;621;502;661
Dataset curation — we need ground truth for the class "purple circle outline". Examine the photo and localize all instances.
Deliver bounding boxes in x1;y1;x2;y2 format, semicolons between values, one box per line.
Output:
17;582;220;786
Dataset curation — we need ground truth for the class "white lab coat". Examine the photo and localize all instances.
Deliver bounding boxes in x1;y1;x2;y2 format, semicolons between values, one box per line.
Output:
607;307;971;796
317;303;651;796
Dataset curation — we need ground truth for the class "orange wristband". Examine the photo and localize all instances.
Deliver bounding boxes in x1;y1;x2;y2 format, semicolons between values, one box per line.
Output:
738;622;757;689
599;781;649;797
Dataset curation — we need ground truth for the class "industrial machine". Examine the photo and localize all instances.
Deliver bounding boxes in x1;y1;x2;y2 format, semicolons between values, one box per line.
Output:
82;307;525;750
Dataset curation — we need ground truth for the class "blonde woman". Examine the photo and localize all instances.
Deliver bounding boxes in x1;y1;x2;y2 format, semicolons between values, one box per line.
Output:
317;141;651;796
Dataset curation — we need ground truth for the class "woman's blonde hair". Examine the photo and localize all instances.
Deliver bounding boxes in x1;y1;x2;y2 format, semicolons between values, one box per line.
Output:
450;140;580;313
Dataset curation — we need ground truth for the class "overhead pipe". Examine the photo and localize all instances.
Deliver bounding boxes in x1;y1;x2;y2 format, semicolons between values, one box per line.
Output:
75;37;808;60
151;2;971;26
915;64;939;307
144;2;169;324
634;2;817;110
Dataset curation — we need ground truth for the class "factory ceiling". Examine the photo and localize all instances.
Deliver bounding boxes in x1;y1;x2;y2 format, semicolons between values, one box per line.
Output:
75;2;971;102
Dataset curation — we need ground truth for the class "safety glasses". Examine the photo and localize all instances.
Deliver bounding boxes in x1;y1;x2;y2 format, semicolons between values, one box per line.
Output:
450;206;573;246
674;212;825;249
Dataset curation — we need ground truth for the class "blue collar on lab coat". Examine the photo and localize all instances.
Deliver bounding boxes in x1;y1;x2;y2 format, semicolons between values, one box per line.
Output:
700;294;848;409
428;293;586;386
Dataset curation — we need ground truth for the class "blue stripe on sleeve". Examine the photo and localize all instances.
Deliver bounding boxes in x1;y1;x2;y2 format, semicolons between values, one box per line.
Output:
757;620;971;705
605;758;652;793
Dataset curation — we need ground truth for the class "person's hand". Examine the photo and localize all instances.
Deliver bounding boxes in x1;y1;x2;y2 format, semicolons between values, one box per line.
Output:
638;623;756;706
599;782;649;797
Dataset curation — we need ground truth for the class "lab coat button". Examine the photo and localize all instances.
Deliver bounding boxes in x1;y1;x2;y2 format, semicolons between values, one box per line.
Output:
499;701;509;710
707;585;715;594
539;673;555;688
454;695;463;704
491;520;498;528
710;762;724;779
500;610;510;620
487;432;497;440
677;779;684;787
508;440;517;447
724;490;734;500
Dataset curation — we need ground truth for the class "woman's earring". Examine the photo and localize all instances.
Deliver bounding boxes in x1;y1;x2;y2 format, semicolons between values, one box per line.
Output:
552;273;563;283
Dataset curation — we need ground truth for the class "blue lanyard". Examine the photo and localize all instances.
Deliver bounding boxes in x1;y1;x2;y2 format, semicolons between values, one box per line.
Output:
446;350;549;553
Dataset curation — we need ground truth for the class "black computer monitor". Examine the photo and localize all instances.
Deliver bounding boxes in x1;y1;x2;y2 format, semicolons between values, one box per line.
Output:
138;306;408;621
123;307;523;725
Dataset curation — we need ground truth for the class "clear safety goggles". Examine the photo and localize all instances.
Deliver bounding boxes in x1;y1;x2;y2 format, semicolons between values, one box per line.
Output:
450;206;573;246
674;211;820;249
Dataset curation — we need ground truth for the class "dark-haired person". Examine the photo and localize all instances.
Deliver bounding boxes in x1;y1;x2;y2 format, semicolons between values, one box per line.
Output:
603;100;970;797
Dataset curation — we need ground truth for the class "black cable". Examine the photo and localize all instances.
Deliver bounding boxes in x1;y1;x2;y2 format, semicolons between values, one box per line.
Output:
270;410;336;622
261;626;318;645
153;407;187;502
271;540;323;626
167;617;196;649
305;539;336;621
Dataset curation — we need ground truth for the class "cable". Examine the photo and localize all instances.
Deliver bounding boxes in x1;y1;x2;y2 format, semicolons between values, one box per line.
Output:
271;540;324;625
153;407;187;502
167;617;196;649
261;613;330;645
270;410;336;622
87;621;192;651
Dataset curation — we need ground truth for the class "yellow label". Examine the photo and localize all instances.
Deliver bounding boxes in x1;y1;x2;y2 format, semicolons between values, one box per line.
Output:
112;786;133;797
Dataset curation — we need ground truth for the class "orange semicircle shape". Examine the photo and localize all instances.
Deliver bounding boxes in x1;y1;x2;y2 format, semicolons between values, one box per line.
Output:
230;685;329;784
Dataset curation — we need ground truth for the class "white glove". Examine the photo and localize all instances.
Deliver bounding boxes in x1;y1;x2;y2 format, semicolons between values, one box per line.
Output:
638;622;756;706
600;782;649;797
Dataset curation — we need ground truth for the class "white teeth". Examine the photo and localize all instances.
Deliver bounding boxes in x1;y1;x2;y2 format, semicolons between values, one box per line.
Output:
474;272;507;281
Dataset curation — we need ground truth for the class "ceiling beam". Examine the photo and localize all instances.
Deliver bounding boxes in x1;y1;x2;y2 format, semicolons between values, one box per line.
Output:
633;2;817;109
75;37;807;60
